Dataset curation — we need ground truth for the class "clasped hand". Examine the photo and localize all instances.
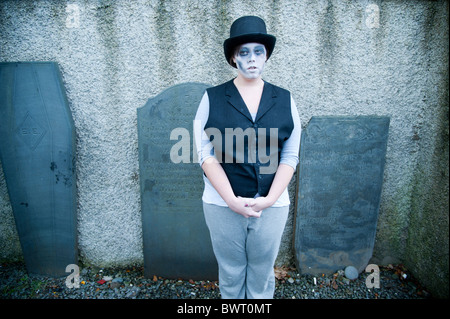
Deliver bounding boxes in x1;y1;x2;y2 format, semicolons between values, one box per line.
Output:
229;196;273;218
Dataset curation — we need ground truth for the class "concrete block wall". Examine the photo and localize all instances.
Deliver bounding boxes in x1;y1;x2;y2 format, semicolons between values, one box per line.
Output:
1;0;448;297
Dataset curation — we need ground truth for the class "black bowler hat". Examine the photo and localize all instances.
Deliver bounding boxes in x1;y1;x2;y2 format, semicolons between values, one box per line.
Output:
224;16;276;68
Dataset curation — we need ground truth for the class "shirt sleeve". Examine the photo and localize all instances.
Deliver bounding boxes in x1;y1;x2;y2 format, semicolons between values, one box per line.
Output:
193;92;215;166
279;95;301;170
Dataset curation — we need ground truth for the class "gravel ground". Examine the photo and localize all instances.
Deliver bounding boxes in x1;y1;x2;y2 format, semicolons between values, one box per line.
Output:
0;261;432;300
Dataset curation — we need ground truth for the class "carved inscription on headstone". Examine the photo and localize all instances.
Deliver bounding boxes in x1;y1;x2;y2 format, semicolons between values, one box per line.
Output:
294;116;390;275
137;82;218;280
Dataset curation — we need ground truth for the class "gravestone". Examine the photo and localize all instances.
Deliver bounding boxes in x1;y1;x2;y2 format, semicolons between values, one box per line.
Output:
137;82;218;280
294;116;390;275
0;62;77;276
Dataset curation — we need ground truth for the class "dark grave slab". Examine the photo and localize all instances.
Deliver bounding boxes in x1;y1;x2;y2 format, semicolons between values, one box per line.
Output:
0;62;77;276
294;116;390;275
138;82;218;280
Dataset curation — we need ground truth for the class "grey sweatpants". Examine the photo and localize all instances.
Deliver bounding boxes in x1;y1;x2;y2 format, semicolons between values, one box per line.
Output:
203;202;289;299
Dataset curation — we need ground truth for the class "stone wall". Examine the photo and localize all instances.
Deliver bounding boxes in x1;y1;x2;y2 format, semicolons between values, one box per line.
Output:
1;0;448;297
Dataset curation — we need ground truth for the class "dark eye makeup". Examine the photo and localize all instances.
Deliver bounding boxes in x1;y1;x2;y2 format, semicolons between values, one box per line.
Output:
237;45;266;57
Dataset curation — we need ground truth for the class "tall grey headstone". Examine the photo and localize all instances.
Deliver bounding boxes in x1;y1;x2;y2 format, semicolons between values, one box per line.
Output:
0;62;77;276
138;82;218;280
294;116;390;275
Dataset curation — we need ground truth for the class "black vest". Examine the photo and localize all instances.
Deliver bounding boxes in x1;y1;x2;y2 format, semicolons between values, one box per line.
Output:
205;80;294;198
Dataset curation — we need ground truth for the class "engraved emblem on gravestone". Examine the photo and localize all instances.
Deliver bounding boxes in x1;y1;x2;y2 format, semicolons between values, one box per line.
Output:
137;82;218;280
16;112;47;151
294;116;390;275
0;62;78;276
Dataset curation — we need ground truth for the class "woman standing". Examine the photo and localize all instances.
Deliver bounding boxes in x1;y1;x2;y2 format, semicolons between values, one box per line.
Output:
194;16;301;299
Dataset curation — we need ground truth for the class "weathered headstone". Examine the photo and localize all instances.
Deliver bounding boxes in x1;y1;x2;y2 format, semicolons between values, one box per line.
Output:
0;62;77;276
294;116;390;275
137;82;218;280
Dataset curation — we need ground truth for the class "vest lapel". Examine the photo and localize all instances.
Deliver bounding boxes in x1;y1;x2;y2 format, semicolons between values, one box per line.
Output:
255;81;276;122
225;80;253;122
226;80;277;123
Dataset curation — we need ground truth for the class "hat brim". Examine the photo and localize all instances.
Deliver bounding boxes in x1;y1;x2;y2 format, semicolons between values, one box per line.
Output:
224;33;276;68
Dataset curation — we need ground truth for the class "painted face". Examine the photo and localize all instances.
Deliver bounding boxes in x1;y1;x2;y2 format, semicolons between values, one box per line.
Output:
233;43;267;79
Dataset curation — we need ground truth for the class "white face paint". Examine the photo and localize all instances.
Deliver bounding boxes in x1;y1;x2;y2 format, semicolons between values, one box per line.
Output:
233;43;267;79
